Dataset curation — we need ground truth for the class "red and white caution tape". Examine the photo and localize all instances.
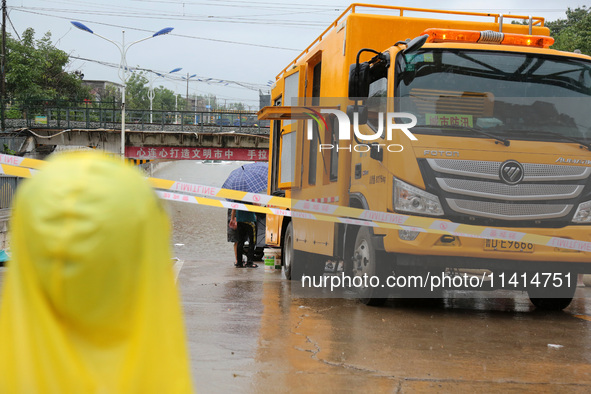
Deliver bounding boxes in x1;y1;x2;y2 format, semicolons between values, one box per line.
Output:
2;153;591;253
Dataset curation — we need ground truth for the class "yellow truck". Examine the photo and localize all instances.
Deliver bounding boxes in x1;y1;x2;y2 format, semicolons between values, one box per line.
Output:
258;4;591;310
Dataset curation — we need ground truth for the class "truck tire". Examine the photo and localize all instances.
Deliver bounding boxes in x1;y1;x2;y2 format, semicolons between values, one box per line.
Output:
352;226;386;306
282;221;302;281
305;253;327;277
527;272;576;311
529;297;573;311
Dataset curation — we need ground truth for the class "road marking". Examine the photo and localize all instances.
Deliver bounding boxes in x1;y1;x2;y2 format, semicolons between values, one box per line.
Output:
173;258;184;283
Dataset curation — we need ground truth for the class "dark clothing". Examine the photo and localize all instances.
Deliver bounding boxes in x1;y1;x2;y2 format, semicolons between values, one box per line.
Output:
236;221;255;265
236;210;256;223
227;210;239;243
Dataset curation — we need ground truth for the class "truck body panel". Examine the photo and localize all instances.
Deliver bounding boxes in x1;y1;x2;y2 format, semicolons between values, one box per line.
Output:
260;5;591;307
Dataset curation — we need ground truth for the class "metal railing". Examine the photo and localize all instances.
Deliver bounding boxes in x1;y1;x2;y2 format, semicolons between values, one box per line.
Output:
7;100;269;133
0;176;20;209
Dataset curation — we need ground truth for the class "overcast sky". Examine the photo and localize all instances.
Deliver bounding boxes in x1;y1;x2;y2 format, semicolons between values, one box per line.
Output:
6;0;588;108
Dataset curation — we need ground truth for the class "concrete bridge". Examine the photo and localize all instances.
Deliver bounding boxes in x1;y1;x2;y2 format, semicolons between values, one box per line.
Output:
24;127;269;162
4;116;270;161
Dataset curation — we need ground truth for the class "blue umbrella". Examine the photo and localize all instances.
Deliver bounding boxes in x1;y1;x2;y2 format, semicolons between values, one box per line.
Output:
222;162;268;194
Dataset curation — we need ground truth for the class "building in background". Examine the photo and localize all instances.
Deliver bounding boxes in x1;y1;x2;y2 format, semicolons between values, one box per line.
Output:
82;80;123;103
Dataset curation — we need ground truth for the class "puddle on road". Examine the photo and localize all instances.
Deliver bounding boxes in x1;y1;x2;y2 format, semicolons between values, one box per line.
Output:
154;160;247;265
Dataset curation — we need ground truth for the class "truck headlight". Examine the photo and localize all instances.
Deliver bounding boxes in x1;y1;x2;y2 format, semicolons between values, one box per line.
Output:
572;201;591;223
393;178;444;216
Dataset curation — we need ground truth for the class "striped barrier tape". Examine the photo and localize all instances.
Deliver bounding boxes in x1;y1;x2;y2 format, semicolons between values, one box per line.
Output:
148;179;591;253
156;190;422;233
1;153;591;253
0;163;37;178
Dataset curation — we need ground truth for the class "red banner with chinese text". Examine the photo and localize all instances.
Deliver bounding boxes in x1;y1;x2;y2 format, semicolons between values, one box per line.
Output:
125;146;268;161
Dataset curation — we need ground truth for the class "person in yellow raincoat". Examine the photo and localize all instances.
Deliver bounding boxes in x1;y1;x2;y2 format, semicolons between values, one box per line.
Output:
0;151;194;393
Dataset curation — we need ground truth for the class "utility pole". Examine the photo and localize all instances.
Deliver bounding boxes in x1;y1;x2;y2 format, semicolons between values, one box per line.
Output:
185;72;189;110
183;72;196;111
1;0;7;131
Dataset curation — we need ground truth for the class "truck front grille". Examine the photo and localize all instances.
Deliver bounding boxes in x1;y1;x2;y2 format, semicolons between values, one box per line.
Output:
424;159;589;222
437;178;583;201
427;159;590;181
446;199;573;220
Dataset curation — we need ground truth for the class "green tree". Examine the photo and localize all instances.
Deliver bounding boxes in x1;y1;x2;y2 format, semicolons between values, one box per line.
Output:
227;102;245;111
547;7;591;55
125;72;149;110
97;84;121;106
6;28;89;102
153;87;178;111
126;72;180;111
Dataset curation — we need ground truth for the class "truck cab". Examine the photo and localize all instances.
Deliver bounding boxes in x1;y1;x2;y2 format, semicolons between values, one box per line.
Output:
259;4;591;310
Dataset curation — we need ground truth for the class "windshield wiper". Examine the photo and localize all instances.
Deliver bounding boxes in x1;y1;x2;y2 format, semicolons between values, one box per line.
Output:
455;52;505;74
505;129;591;151
414;124;511;146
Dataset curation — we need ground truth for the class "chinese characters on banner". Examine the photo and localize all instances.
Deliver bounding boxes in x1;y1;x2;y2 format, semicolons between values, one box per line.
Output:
125;146;268;162
425;113;473;128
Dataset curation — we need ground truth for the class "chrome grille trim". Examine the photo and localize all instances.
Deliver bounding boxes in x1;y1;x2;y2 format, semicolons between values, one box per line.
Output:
427;159;498;180
523;163;591;180
447;199;573;220
427;159;591;181
437;179;584;201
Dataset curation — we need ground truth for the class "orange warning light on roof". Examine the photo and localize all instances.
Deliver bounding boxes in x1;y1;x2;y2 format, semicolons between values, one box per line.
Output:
421;28;554;48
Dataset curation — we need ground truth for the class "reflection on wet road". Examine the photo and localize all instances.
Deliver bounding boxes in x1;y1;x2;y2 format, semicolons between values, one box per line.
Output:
158;161;591;392
180;263;591;392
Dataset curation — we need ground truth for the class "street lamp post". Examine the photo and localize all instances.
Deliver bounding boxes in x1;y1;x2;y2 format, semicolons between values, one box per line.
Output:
182;73;197;126
182;72;197;110
71;21;173;158
175;94;178;124
148;67;182;123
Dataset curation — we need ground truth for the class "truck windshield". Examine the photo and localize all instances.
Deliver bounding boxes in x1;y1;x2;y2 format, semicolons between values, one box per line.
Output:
395;49;591;143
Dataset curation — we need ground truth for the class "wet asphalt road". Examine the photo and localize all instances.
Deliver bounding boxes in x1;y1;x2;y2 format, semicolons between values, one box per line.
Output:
179;261;591;393
1;161;591;393
161;161;591;393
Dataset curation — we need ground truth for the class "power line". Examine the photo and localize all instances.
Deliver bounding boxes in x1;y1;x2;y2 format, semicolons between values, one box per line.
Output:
35;0;330;29
70;56;264;103
70;55;270;91
10;6;331;27
10;8;305;51
5;11;20;41
130;0;343;11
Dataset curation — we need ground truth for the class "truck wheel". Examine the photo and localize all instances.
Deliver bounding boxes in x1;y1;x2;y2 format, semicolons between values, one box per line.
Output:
305;253;327;277
352;226;386;306
282;222;302;281
529;297;573;311
527;272;576;311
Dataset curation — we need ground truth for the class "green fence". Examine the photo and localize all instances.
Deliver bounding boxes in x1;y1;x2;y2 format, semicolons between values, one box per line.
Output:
9;99;269;132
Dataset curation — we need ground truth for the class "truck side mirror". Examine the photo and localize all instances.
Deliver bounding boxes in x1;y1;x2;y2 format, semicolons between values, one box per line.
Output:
370;144;383;162
347;104;368;125
348;62;370;99
402;34;429;55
